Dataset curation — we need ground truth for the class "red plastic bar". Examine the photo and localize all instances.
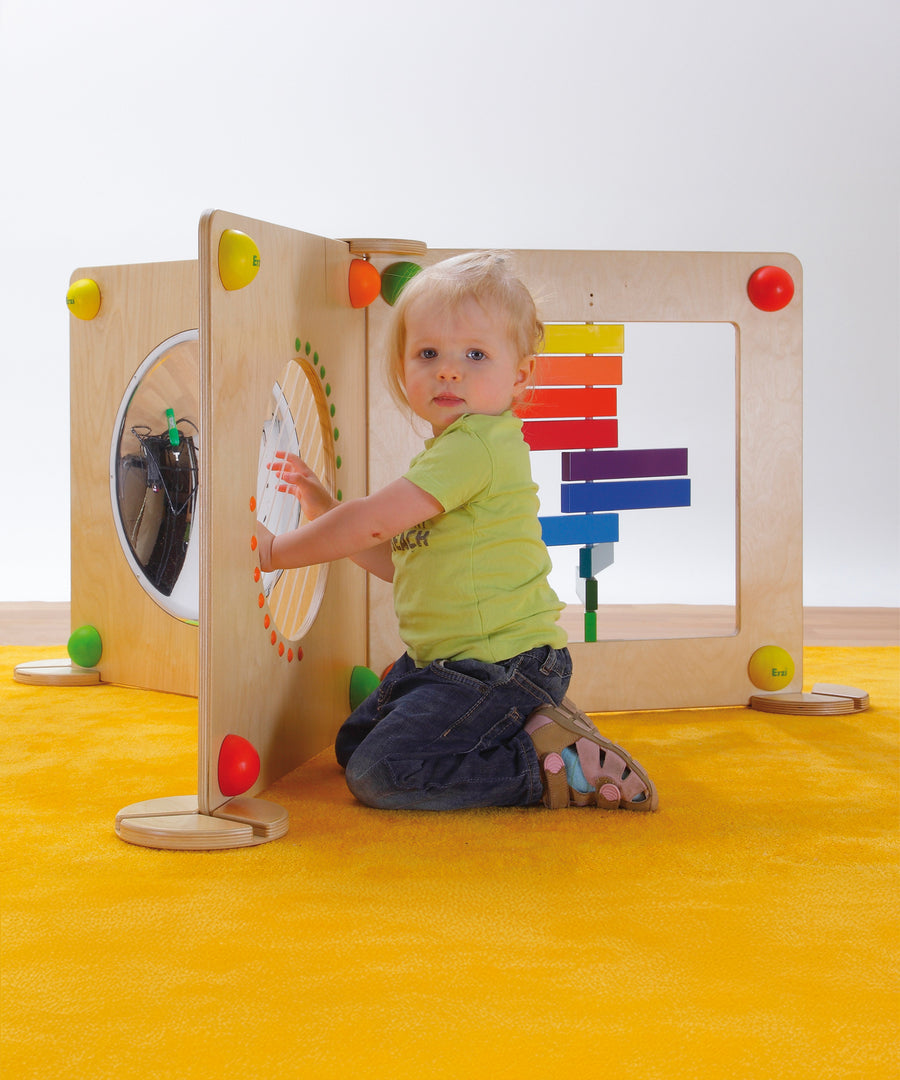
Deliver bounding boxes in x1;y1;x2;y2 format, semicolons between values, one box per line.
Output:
522;418;618;451
516;387;617;419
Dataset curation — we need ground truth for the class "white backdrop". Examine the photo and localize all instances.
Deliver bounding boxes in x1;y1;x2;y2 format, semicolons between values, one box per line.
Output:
1;0;897;606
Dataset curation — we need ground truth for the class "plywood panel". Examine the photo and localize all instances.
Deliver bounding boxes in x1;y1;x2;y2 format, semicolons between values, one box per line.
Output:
364;249;803;711
198;211;367;814
69;260;199;695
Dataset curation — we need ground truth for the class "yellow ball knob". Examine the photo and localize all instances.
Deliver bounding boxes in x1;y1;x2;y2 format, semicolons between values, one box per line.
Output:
66;278;101;320
747;645;795;691
218;229;261;291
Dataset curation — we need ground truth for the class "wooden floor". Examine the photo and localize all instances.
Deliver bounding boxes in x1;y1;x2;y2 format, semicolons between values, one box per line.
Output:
1;601;897;647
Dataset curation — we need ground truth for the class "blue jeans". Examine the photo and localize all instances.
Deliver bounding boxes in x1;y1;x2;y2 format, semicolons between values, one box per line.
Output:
334;646;572;810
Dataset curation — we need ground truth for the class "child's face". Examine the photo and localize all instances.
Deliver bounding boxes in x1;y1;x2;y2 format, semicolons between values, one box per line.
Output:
401;295;533;437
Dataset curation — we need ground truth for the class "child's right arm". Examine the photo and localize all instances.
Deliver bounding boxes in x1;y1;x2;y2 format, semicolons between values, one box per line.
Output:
263;451;391;578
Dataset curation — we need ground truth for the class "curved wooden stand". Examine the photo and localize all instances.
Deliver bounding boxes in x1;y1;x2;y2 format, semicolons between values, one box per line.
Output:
13;659;101;686
344;237;427;256
749;683;869;716
115;795;289;851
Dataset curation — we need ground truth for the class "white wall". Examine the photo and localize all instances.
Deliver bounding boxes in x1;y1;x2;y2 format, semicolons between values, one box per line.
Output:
1;0;897;606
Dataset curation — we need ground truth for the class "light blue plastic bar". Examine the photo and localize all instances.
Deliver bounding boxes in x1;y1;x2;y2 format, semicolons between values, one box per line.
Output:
579;543;615;578
539;514;619;547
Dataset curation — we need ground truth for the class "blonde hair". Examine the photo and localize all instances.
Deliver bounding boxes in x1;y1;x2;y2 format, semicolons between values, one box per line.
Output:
385;251;543;413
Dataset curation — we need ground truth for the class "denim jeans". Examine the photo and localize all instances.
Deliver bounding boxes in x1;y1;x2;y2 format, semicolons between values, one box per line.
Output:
334;646;572;810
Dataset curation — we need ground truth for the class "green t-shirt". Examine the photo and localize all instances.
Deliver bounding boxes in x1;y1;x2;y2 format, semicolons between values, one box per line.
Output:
393;412;566;666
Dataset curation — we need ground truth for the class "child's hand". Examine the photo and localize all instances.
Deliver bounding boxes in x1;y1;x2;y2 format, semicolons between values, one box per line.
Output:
268;452;337;521
255;522;276;573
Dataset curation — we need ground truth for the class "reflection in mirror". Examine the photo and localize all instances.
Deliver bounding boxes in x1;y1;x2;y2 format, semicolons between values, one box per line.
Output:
110;330;200;623
529;323;737;642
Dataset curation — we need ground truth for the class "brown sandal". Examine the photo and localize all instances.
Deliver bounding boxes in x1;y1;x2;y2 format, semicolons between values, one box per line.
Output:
525;698;658;812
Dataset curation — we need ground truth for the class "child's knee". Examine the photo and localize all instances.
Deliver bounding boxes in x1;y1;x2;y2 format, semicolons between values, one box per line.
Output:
344;756;397;809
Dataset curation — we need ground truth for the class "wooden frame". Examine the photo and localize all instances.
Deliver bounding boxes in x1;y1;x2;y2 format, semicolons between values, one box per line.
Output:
69;260;200;697
366;249;803;710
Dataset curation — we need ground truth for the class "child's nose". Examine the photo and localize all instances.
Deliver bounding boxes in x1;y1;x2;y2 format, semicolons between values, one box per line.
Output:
437;359;461;380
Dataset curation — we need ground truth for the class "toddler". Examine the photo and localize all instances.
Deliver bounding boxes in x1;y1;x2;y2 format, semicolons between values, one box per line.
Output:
256;252;657;812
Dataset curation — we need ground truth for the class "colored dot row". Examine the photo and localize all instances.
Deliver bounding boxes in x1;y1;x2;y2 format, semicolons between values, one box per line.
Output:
295;338;344;499
248;536;304;662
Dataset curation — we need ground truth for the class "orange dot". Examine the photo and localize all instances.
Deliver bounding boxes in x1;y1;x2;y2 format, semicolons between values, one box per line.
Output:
250;535;258;551
264;614;270;629
249;496;257;512
297;647;304;661
254;567;261;582
287;649;293;662
278;642;285;657
271;631;277;645
257;593;265;608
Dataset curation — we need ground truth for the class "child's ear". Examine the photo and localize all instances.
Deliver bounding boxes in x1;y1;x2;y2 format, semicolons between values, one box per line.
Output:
514;355;536;390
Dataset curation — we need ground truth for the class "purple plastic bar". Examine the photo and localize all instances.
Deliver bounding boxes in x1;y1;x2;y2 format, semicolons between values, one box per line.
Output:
561;478;691;513
562;448;688;482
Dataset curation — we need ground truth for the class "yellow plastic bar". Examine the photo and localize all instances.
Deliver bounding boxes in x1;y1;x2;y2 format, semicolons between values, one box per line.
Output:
543;323;624;355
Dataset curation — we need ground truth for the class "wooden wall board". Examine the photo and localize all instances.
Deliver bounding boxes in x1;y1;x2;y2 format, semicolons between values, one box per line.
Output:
69;260;200;696
364;248;803;711
198;211;368;815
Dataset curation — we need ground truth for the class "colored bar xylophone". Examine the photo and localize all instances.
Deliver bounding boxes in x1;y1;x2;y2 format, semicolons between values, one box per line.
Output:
520;324;691;641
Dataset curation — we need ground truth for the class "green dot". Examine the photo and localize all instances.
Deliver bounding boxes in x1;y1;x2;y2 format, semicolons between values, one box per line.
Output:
330;404;336;417
337;490;343;501
319;365;325;378
295;338;301;352
336;455;342;468
313;352;319;364
334;428;339;441
325;383;331;396
305;341;311;355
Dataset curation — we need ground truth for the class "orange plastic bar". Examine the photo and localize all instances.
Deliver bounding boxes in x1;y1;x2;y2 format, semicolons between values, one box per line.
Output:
534;354;622;386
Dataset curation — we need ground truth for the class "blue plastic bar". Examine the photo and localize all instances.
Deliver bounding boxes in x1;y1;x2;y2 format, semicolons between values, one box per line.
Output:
539;514;619;547
561;478;691;513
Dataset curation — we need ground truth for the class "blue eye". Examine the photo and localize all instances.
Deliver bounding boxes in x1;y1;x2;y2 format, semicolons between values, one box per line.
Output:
467;350;486;361
420;348;438;359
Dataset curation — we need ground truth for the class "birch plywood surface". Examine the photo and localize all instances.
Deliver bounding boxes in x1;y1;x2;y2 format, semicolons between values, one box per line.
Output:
365;249;803;711
69;260;200;695
198;211;367;815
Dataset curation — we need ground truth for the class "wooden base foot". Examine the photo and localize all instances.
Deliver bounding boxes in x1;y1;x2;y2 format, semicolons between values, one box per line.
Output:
115;795;289;850
749;682;869;716
13;659;101;686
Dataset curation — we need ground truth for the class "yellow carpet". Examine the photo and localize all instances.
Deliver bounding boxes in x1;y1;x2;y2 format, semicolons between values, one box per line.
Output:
2;645;898;1079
